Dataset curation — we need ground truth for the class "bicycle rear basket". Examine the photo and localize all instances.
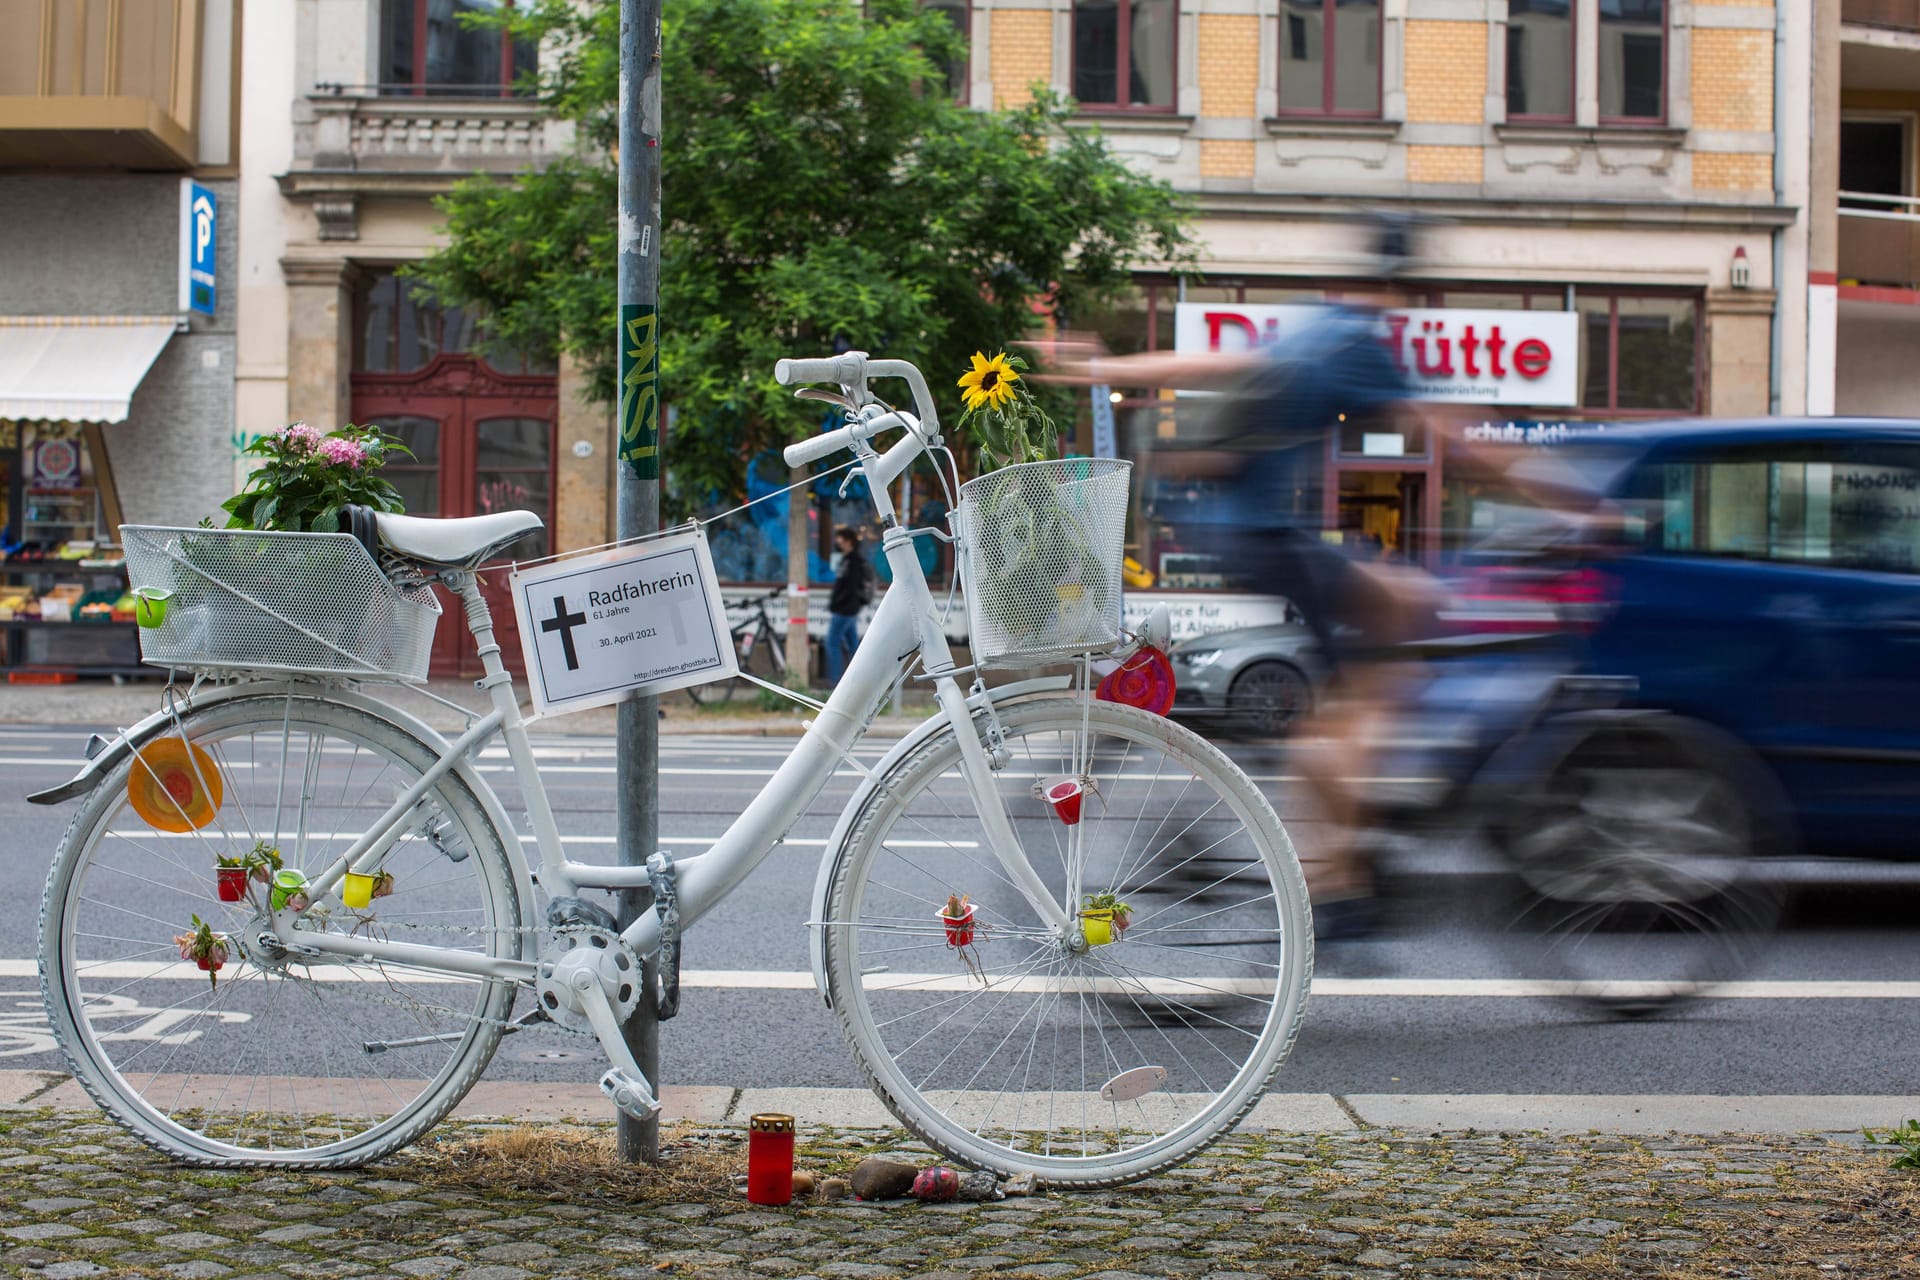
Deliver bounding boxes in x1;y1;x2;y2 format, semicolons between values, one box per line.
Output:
957;458;1131;668
122;526;440;683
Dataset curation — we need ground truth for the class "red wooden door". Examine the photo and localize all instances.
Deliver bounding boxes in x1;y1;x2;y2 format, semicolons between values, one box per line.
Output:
353;356;556;678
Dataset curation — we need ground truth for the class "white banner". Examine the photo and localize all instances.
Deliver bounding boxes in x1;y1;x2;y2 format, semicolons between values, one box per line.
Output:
511;529;737;718
1173;302;1581;407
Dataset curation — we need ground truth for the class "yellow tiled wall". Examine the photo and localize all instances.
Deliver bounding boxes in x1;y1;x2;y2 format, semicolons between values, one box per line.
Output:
1199;139;1257;179
1691;28;1773;132
1408;144;1484;185
1404;20;1487;125
990;9;1052;110
1693;152;1773;192
1197;14;1260;120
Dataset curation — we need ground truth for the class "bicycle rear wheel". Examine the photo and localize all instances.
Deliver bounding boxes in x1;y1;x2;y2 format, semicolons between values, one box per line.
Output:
40;693;523;1167
823;699;1312;1187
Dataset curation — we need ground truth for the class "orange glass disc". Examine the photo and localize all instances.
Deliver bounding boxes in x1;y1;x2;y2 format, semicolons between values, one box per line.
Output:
127;738;224;832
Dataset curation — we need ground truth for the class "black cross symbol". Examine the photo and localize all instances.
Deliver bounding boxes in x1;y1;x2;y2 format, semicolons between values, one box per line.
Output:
540;595;588;670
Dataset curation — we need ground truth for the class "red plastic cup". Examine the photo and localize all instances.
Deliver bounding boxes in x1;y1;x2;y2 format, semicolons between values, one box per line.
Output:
215;866;248;902
1045;778;1084;825
939;906;977;947
747;1113;795;1205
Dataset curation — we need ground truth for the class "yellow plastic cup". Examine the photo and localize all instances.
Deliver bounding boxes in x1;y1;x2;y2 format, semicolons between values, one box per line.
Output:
341;871;375;909
1080;909;1116;947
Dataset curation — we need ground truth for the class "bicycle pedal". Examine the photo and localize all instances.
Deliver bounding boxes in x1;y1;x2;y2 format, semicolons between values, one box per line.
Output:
599;1068;661;1120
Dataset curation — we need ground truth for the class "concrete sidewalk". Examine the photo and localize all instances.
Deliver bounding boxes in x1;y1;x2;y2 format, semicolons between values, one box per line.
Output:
0;1103;1902;1280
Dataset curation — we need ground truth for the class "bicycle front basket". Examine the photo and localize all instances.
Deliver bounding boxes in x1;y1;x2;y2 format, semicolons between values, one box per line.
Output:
957;458;1131;668
121;526;441;683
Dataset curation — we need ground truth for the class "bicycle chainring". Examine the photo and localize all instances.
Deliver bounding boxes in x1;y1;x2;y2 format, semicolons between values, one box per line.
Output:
534;926;644;1035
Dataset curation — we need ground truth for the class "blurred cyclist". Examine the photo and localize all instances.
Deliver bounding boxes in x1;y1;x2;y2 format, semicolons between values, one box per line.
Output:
1036;218;1443;939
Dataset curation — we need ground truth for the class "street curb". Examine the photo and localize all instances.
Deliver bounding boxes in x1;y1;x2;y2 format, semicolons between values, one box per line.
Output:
0;1073;1891;1139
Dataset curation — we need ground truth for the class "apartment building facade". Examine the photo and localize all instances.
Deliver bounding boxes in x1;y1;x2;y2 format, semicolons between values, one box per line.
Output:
958;0;1811;579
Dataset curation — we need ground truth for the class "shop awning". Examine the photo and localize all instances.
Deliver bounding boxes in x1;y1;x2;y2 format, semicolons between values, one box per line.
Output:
0;316;179;424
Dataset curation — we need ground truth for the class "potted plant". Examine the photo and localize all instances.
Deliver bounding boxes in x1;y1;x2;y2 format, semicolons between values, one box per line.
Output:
954;352;1125;663
221;422;409;534
245;841;283;885
213;854;250;902
1080;891;1132;947
174;915;230;988
341;868;395;910
938;893;977;948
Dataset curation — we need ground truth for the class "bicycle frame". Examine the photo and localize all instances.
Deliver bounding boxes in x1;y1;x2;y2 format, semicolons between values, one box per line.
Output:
276;390;1072;984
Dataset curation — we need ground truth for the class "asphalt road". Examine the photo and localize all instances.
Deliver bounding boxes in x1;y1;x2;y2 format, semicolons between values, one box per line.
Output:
5;721;1920;1098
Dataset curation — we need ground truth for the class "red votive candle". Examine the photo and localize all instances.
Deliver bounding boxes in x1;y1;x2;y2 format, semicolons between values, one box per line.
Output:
747;1112;795;1205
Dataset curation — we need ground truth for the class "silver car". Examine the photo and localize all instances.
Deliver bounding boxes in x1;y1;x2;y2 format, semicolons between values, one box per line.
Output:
1168;621;1327;736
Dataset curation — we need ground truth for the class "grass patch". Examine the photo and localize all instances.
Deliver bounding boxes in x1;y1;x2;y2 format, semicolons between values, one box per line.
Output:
401;1123;745;1206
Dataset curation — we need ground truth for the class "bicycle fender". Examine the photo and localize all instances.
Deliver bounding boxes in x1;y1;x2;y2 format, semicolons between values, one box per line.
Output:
806;675;1072;1007
26;683;537;949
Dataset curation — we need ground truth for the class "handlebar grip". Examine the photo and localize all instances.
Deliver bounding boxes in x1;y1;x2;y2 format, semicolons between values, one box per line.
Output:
775;353;864;386
782;424;857;469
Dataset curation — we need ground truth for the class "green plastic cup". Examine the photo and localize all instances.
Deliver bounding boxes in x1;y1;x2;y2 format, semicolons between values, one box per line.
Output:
133;586;173;628
269;868;310;912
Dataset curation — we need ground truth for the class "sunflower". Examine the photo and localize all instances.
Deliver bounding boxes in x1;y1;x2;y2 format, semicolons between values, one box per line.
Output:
958;351;1020;412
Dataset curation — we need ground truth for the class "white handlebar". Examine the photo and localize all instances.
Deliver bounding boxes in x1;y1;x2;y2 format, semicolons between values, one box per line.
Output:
774;354;866;387
776;351;942;470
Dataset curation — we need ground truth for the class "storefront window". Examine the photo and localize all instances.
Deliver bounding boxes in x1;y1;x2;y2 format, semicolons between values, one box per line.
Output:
1072;0;1177;111
1613;296;1695;411
19;422;102;545
1278;0;1381;117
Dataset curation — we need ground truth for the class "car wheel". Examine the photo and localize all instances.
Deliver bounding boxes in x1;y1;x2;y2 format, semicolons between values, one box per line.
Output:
1227;662;1313;737
1492;717;1788;1017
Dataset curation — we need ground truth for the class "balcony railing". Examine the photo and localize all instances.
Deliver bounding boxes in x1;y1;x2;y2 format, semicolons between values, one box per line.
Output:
1838;191;1920;291
1843;0;1920;32
298;94;559;175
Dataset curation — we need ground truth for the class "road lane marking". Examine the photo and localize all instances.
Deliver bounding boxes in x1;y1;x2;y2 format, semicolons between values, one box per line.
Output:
8;961;1920;998
104;831;974;849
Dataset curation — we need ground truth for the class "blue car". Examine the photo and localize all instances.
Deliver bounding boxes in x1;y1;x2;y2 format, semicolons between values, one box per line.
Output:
1375;418;1920;1007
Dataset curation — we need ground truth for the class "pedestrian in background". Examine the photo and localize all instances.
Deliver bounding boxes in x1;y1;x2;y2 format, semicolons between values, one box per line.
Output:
826;526;873;685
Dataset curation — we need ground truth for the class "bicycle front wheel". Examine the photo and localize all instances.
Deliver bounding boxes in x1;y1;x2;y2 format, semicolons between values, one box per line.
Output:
41;693;524;1167
824;698;1312;1187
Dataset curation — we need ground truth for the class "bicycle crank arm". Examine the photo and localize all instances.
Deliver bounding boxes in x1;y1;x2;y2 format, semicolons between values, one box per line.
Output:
563;961;661;1121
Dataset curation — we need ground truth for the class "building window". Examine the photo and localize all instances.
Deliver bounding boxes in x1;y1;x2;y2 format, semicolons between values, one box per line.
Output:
1507;0;1573;121
355;272;555;375
1072;0;1177;112
924;0;970;99
1599;0;1665;122
1577;290;1697;412
1278;0;1381;118
1840;115;1913;209
381;0;535;98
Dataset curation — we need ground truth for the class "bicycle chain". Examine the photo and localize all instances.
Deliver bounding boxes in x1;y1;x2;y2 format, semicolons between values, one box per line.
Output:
263;917;603;1043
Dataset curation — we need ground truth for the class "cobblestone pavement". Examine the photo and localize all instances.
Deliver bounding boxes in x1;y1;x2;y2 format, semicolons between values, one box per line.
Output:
1;1110;1913;1280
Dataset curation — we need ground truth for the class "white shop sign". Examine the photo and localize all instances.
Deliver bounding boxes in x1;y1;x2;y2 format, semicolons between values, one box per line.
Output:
512;529;737;718
1121;592;1294;643
1173;303;1581;408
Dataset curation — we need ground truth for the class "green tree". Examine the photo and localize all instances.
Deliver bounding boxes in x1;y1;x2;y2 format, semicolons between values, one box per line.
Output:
412;0;1194;506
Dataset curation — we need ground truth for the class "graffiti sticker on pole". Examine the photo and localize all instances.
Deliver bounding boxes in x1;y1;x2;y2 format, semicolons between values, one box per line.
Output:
619;303;661;479
510;528;736;718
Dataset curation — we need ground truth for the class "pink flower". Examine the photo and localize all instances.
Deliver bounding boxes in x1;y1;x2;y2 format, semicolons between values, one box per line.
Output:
280;422;323;454
318;436;367;469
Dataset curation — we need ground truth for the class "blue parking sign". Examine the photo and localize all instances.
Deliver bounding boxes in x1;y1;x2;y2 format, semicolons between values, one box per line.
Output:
179;180;216;317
